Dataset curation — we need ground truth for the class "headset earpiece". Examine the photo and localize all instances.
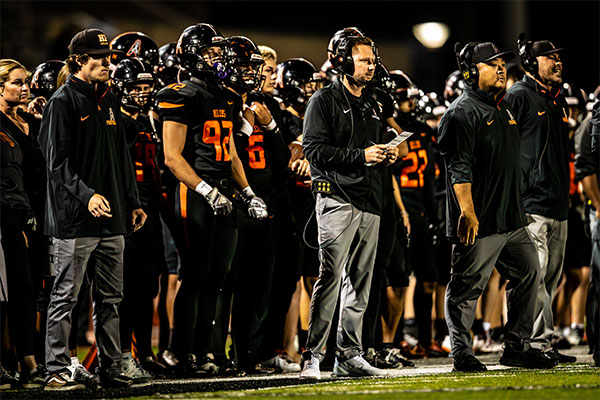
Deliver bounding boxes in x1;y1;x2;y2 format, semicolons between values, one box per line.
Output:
455;42;479;87
331;36;359;76
517;32;538;75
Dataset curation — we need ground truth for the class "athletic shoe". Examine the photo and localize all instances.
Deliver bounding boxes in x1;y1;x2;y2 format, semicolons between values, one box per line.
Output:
331;354;388;377
472;334;487;354
550;333;571;350
174;354;204;378
215;358;246;377
400;340;426;359
96;367;133;388
72;365;99;389
121;353;153;383
197;353;219;376
545;348;577;363
244;363;276;375
20;365;46;388
427;340;449;358
45;369;86;391
140;356;170;378
363;348;399;369
299;353;320;380
593;350;599;367
0;366;19;390
452;354;487;372
478;337;504;354
380;347;415;367
441;335;452;353
263;353;301;373
158;349;178;368
499;347;557;369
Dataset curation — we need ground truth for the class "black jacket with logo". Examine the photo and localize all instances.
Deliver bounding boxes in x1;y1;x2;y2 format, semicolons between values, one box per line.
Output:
438;86;526;240
303;79;384;215
505;75;570;220
38;75;141;238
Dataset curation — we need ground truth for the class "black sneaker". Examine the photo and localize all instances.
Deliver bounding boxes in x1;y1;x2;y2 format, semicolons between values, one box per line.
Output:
545;348;576;363
364;348;399;369
20;365;47;388
45;369;86;391
0;366;19;390
158;349;178;368
140;356;170;378
197;354;219;376
215;358;246;377
593;350;599;367
244;363;276;375
380;347;415;367
96;367;133;388
72;365;99;389
453;354;487;372
499;347;557;369
174;354;204;378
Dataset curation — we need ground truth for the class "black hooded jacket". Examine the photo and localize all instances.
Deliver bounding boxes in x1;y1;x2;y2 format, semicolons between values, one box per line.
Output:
38;74;140;238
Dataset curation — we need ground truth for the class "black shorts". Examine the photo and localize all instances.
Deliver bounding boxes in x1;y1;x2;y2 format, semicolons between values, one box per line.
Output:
565;207;592;269
386;221;411;287
406;213;438;282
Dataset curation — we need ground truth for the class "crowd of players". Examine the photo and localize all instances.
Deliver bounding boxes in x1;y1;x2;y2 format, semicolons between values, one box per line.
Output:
0;22;597;390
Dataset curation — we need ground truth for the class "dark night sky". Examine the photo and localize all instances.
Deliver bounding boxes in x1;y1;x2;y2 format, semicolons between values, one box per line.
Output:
1;0;598;95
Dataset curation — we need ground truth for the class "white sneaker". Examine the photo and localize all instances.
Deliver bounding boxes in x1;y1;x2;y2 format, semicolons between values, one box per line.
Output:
263;354;301;373
299;355;320;380
441;335;452;353
121;353;153;383
332;354;388;378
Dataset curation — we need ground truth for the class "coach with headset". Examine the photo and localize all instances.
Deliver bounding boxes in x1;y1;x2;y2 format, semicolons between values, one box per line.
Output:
504;35;576;364
299;35;398;379
437;42;557;372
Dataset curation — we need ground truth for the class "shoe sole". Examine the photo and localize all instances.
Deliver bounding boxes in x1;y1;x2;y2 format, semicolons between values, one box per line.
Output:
299;375;320;380
499;358;556;369
21;383;45;389
44;384;86;391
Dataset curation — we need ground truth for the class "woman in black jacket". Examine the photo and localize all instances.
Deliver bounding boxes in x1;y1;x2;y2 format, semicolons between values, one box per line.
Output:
0;58;46;388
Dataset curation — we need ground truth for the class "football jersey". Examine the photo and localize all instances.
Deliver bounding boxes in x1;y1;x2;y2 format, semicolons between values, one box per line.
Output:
122;112;162;207
157;77;242;178
395;119;436;215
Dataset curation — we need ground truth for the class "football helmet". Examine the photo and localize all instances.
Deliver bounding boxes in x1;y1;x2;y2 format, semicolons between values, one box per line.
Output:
274;58;322;110
443;70;467;107
369;63;395;94
29;60;65;99
561;82;588;128
111;58;156;113
176;23;225;78
389;70;420;121
110;31;159;70
157;42;183;87
222;36;265;93
416;92;447;124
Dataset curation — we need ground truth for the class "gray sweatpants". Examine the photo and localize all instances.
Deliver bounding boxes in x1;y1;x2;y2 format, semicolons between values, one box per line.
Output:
445;227;541;358
46;235;125;374
525;214;568;349
305;194;380;362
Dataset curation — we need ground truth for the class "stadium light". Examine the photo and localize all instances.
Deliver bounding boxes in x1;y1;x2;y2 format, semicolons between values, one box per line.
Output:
412;22;450;49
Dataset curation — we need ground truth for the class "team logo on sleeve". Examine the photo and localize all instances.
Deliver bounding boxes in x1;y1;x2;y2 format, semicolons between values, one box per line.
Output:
506;109;517;125
107;107;116;126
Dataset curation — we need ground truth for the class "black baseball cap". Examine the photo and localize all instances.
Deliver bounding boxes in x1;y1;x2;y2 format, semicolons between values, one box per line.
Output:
471;42;515;64
68;28;121;56
530;40;565;57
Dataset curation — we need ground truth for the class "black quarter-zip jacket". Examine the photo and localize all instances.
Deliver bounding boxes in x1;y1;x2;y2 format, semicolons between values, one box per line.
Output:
438;86;526;240
303;79;384;215
505;75;570;220
38;74;140;238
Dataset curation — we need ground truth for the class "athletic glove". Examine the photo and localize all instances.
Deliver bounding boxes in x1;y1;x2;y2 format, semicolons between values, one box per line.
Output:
196;181;233;216
241;186;268;220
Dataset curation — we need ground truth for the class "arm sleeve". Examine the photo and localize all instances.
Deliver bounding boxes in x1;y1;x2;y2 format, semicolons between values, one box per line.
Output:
437;109;475;185
38;96;95;206
302;93;365;168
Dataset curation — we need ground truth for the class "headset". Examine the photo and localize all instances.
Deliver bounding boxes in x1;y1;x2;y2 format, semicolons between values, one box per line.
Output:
455;42;480;87
517;32;538;76
331;35;379;85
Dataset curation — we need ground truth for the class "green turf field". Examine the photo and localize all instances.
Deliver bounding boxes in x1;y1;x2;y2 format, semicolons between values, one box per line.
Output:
138;364;600;399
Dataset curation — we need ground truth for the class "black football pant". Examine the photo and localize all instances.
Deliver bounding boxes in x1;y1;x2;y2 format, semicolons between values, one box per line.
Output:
363;200;397;349
445;228;540;358
230;207;276;368
172;181;237;357
119;204;165;357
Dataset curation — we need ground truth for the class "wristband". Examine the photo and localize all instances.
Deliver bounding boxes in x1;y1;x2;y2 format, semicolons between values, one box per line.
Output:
240;117;253;136
195;180;213;197
261;118;277;131
242;186;255;198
